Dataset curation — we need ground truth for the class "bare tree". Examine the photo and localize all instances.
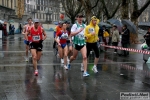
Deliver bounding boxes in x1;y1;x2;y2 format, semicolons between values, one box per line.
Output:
101;0;122;20
78;0;100;23
61;0;83;23
131;0;150;24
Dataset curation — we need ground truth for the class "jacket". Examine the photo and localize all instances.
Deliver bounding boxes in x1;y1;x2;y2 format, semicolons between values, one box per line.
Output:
121;29;130;44
112;29;120;42
84;19;99;43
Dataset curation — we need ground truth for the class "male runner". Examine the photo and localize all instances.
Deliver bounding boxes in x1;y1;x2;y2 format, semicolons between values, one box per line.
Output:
22;18;33;61
69;14;89;77
25;19;47;76
84;16;99;73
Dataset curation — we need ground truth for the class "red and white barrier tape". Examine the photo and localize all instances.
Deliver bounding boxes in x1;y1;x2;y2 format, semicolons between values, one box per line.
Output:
101;44;150;54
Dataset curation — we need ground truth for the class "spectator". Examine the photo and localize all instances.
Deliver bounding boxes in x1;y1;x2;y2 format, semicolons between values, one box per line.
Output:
121;24;130;56
19;24;22;34
11;25;15;35
112;25;120;53
9;24;12;34
3;23;7;36
144;27;150;47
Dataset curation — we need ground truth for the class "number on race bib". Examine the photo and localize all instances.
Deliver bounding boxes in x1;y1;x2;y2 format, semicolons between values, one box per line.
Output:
33;36;40;41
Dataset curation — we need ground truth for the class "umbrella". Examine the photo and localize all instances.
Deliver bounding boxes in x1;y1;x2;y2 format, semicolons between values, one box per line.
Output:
138;22;150;30
0;20;4;23
8;19;14;23
107;19;123;27
54;22;58;25
98;22;112;28
107;19;123;32
122;19;137;34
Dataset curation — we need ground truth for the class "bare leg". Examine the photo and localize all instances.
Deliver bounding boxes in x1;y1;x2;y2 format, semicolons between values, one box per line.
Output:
37;51;42;62
70;48;78;63
26;45;29;57
31;49;37;70
63;46;68;68
80;46;87;72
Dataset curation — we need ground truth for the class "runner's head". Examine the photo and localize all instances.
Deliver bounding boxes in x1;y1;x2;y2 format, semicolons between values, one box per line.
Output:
27;18;32;24
33;19;40;28
62;22;67;30
58;21;63;28
76;13;83;23
65;21;70;27
91;16;98;26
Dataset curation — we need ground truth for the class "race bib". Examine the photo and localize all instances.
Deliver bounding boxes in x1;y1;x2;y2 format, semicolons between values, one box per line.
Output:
89;28;95;33
61;33;68;39
33;35;40;41
78;34;84;40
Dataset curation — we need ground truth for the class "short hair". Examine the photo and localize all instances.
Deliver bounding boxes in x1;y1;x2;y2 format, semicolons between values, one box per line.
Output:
27;18;32;21
76;13;83;17
123;24;127;28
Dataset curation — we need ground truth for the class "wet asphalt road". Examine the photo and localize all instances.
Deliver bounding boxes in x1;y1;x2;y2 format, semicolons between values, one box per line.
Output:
0;32;150;100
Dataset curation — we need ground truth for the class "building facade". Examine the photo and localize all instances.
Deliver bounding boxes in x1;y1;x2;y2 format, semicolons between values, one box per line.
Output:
24;0;65;23
0;0;17;21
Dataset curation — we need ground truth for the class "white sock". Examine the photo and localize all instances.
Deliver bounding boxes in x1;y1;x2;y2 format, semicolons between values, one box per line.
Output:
93;65;97;68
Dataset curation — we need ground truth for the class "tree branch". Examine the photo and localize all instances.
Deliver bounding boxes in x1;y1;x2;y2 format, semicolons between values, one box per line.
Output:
91;0;100;9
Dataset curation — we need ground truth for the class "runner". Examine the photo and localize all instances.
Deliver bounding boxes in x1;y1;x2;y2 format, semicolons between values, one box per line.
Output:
55;22;69;70
84;16;99;73
25;19;47;76
69;14;89;77
53;21;63;62
66;21;73;63
22;18;33;61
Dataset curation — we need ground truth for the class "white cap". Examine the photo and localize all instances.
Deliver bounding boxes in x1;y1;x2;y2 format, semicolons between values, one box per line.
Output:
34;19;40;23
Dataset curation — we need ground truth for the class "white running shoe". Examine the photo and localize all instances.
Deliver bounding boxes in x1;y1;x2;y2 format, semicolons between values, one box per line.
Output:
67;57;70;62
25;57;28;62
92;67;98;73
29;54;32;58
61;59;64;64
64;65;68;70
81;63;84;72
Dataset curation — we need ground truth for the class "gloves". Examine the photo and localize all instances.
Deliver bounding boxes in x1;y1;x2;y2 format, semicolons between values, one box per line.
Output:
26;41;29;45
39;40;43;44
27;41;32;45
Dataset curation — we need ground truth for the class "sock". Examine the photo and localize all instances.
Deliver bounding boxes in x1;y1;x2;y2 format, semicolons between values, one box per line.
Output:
93;65;96;68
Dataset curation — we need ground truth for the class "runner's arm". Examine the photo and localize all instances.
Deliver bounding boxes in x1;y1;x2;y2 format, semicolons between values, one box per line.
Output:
22;26;26;35
71;24;83;36
55;32;60;45
25;30;29;41
42;29;47;40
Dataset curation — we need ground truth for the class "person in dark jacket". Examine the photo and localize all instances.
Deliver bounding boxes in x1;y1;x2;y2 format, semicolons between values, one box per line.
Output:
121;24;130;56
3;24;7;36
144;27;150;47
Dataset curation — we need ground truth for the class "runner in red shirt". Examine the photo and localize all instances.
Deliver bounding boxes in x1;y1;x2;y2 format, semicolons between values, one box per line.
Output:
22;18;33;61
25;19;47;76
55;22;69;70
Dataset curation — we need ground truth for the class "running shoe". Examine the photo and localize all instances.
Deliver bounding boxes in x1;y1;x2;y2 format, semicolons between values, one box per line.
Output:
25;57;29;62
64;65;68;70
83;72;90;77
92;67;98;73
61;59;64;64
67;64;71;69
67;57;70;62
81;63;84;72
34;70;38;76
